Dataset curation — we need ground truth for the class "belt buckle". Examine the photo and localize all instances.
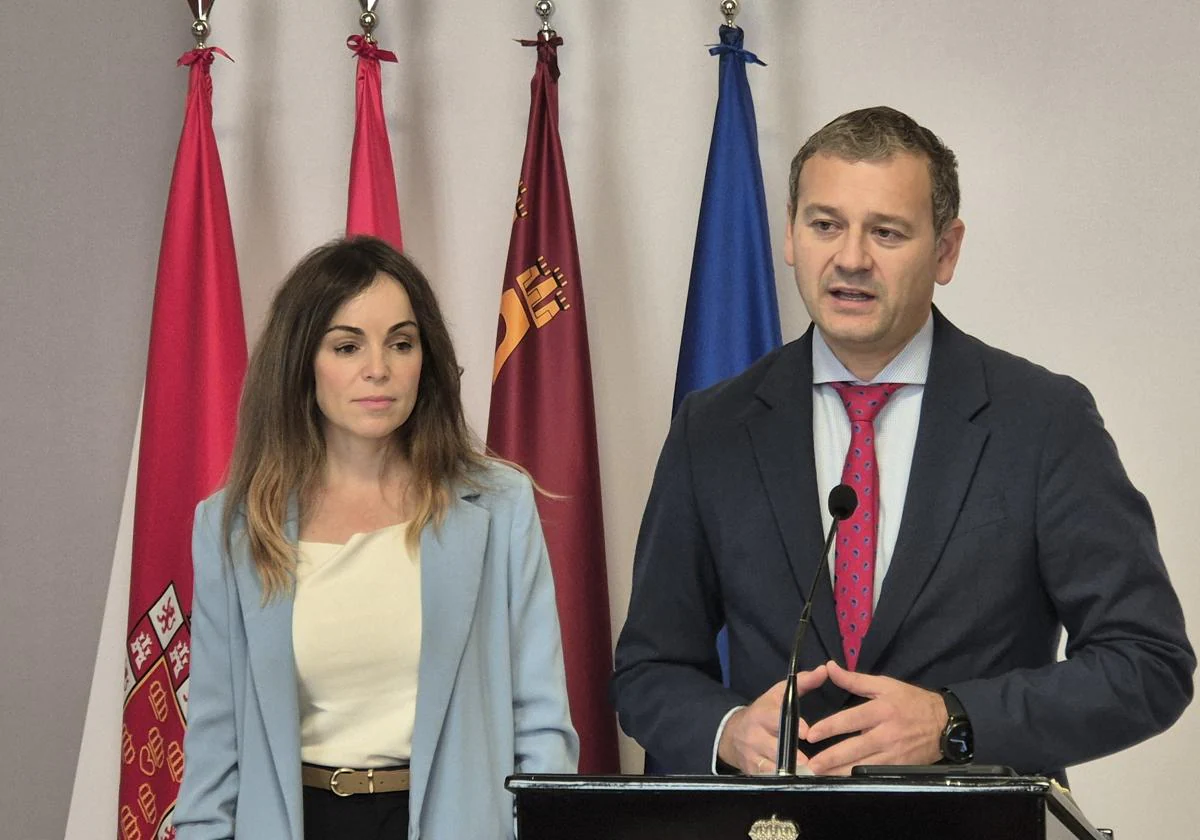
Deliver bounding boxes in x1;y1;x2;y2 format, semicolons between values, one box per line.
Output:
329;767;374;797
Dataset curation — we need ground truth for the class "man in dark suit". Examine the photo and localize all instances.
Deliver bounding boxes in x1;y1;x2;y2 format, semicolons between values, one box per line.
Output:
611;106;1193;779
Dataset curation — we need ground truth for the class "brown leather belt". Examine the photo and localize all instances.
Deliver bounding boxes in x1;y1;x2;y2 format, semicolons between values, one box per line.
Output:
301;764;410;796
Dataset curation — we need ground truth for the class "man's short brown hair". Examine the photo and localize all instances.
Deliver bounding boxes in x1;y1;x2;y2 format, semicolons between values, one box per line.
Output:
788;106;960;235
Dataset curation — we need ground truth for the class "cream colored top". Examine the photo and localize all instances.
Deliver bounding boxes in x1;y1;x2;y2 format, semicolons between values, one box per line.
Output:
294;524;421;768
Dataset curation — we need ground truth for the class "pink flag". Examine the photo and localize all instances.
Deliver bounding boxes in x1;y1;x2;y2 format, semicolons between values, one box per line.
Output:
346;34;403;249
117;47;247;840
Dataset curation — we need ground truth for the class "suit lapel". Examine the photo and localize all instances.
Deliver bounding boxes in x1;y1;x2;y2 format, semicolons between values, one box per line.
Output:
746;331;845;666
232;499;302;839
408;488;489;828
857;312;990;674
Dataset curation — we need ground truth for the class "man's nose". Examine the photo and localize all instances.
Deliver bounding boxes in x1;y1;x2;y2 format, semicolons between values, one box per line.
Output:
834;231;873;274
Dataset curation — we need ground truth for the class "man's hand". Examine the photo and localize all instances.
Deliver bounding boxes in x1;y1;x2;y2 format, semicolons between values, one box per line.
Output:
805;661;946;775
717;664;829;775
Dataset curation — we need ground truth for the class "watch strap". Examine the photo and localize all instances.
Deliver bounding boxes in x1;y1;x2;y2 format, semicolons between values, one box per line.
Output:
939;688;974;764
942;688;968;721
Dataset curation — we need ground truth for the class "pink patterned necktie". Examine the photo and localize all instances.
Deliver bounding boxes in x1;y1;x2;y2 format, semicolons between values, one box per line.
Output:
829;382;905;670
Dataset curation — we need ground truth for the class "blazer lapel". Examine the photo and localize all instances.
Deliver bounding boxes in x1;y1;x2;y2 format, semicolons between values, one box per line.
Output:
857;312;990;674
232;503;303;840
745;331;845;666
408;488;489;828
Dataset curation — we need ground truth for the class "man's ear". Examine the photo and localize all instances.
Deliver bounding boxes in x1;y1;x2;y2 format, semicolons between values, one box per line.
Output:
784;207;797;267
935;218;966;287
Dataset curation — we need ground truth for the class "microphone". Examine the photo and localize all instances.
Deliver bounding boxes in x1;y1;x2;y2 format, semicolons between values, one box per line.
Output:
776;483;858;775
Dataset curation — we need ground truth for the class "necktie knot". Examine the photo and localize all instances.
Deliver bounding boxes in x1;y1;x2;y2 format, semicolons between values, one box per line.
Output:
831;382;904;424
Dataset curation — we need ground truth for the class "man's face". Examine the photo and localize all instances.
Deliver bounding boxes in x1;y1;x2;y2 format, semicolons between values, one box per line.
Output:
785;151;964;379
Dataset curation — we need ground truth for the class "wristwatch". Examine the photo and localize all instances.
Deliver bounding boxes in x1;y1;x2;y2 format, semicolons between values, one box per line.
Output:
939;689;974;764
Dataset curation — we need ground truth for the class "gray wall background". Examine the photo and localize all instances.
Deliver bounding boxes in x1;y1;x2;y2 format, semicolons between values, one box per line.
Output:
0;2;179;837
3;2;1198;838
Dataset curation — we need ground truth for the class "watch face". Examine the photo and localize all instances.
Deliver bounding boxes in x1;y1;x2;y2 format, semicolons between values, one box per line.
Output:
944;721;974;763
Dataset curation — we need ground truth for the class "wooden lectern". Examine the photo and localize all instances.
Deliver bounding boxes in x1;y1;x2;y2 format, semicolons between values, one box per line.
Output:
507;773;1111;839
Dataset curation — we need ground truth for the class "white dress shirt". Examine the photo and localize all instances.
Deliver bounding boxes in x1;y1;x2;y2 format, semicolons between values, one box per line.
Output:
811;314;932;608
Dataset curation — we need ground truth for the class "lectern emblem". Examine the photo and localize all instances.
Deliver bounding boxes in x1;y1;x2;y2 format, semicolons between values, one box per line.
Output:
748;814;799;840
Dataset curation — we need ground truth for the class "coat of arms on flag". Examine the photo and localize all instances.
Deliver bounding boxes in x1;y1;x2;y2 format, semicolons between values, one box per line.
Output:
121;582;190;839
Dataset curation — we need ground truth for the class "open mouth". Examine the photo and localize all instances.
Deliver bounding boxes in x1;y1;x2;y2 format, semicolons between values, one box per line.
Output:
830;288;875;302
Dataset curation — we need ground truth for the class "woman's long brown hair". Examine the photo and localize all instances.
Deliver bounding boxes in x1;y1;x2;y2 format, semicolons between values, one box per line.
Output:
222;236;488;599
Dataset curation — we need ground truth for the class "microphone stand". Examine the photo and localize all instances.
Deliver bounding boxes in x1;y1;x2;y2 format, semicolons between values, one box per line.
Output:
776;485;856;775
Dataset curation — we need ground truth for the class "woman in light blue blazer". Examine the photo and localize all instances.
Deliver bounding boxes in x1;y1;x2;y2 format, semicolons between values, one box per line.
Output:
174;237;579;840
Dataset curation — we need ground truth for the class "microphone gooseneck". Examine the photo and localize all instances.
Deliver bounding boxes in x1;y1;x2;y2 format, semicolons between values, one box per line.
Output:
775;484;858;775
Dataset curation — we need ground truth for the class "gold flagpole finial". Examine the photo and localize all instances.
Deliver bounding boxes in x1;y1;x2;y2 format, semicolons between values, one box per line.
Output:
186;0;214;48
358;0;379;42
720;0;740;27
535;0;555;36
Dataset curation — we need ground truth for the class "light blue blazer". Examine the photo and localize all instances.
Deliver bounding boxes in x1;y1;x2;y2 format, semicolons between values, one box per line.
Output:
173;464;579;839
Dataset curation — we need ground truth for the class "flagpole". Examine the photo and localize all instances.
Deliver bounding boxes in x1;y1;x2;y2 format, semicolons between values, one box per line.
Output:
535;0;556;36
186;0;213;48
720;0;740;27
359;0;379;43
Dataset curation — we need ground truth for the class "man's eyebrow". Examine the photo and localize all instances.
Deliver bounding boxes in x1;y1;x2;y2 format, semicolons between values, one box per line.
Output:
865;212;915;233
802;203;846;220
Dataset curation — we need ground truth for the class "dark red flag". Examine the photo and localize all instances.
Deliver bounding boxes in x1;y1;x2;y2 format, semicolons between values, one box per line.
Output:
346;34;403;250
487;33;620;774
118;47;247;840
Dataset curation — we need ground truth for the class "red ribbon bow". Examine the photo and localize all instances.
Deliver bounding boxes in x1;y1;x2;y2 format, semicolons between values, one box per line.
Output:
347;34;397;63
516;32;564;80
177;46;233;67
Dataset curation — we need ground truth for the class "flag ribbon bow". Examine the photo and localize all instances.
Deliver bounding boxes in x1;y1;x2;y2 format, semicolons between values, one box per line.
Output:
517;32;564;80
347;34;397;63
177;46;233;67
707;25;766;66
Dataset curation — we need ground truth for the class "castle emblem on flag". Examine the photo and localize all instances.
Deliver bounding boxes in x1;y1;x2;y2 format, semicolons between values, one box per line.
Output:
492;254;571;381
514;181;529;220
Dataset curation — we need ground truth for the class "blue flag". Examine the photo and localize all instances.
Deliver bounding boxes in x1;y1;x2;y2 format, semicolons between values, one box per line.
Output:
646;24;782;775
673;25;781;414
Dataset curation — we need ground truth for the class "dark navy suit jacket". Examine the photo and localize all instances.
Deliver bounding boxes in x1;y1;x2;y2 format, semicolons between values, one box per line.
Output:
612;309;1193;777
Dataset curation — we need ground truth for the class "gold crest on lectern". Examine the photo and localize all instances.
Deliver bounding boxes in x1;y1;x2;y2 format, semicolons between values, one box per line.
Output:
748;814;800;840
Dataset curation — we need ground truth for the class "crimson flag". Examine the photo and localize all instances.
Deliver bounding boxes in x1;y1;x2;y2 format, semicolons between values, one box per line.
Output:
487;33;620;774
346;34;403;250
118;47;247;840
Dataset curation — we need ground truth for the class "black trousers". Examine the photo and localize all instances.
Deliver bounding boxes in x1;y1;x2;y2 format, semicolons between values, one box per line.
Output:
303;786;410;840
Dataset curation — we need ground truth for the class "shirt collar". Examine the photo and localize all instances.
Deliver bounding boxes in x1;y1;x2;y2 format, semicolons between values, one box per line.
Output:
812;313;934;386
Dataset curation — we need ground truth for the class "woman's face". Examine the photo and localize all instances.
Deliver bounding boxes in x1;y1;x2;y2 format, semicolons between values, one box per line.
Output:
312;273;423;451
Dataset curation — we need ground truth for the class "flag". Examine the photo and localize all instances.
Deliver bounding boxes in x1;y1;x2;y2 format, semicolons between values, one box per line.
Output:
117;47;247;840
674;24;781;413
346;34;403;250
646;23;782;774
487;32;620;774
